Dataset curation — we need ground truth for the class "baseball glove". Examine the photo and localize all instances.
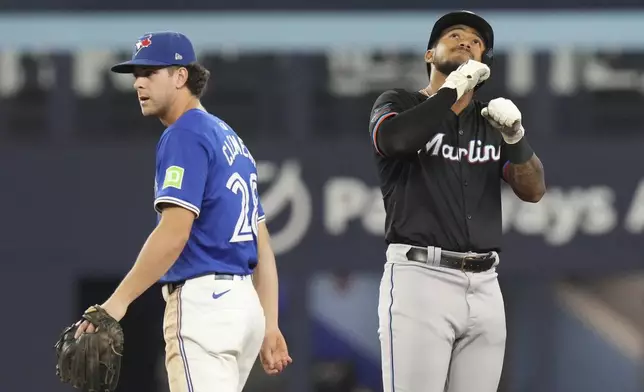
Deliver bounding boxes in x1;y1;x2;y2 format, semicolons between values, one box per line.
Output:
54;305;125;392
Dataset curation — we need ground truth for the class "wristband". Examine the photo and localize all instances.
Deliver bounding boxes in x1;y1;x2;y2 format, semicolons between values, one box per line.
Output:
504;136;534;164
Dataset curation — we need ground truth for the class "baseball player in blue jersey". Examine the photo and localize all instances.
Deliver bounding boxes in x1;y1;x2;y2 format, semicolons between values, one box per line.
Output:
73;31;292;391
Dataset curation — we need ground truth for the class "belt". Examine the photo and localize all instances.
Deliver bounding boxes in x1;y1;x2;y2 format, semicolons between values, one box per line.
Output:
405;247;497;273
165;273;236;295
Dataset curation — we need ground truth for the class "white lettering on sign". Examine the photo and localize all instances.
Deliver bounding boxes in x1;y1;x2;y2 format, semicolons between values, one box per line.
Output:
0;51;24;97
73;50;129;98
583;55;644;94
506;47;535;96
0;49;642;97
326;49;426;97
251;160;639;254
0;51;55;97
625;179;644;234
502;185;618;245
323;178;385;236
550;48;577;96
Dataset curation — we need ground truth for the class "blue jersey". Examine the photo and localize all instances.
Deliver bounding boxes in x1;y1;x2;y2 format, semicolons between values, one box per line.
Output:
154;108;265;283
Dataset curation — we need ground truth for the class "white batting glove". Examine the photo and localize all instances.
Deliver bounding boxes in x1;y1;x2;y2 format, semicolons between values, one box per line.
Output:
440;60;491;101
481;97;525;144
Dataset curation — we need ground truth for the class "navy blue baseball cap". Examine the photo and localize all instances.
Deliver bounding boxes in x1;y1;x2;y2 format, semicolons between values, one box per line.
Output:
110;31;197;74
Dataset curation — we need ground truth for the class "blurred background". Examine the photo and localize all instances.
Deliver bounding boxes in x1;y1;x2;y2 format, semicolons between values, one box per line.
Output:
1;1;643;392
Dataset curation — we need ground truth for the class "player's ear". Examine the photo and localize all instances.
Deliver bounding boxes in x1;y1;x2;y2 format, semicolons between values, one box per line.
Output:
424;49;434;65
174;66;189;89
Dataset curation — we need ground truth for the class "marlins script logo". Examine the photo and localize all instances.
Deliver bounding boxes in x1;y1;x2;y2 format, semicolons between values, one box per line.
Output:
422;133;501;163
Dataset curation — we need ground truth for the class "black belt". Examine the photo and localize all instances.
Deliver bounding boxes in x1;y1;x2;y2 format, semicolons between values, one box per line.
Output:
405;247;497;273
165;273;236;295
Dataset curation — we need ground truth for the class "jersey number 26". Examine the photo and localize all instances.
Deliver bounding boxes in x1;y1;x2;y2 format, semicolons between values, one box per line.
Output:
226;172;259;243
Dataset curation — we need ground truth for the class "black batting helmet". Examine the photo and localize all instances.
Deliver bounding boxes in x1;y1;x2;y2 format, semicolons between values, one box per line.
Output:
427;10;494;67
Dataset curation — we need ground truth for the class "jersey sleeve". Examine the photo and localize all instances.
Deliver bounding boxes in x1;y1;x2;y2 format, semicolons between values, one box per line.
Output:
368;90;407;156
154;129;211;217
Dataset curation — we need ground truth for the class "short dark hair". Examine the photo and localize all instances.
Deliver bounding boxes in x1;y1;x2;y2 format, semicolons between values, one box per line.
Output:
170;62;211;98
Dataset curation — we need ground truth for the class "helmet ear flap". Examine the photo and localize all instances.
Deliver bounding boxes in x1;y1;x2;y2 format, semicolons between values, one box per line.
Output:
482;47;494;67
475;47;493;91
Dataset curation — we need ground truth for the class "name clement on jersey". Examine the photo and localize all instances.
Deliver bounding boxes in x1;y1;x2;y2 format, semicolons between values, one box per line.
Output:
222;134;256;167
422;133;501;163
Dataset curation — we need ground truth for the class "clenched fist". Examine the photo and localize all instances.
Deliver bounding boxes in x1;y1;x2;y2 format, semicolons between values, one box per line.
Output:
481;97;525;144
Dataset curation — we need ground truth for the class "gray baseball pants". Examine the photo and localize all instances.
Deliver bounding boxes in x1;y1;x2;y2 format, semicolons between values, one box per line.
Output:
378;243;507;392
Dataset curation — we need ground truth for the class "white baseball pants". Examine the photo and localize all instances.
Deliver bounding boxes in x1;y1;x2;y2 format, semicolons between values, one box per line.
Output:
162;274;265;392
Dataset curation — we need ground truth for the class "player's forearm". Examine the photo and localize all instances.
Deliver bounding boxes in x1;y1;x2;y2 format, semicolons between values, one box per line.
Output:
377;88;457;156
109;223;189;307
505;154;546;203
253;222;280;331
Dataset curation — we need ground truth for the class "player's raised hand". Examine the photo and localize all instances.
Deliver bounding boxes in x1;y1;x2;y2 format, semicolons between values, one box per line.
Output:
441;59;491;100
481;97;525;144
259;328;293;375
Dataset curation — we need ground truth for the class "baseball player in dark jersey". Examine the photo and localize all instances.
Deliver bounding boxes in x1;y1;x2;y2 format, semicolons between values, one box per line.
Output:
368;11;546;392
